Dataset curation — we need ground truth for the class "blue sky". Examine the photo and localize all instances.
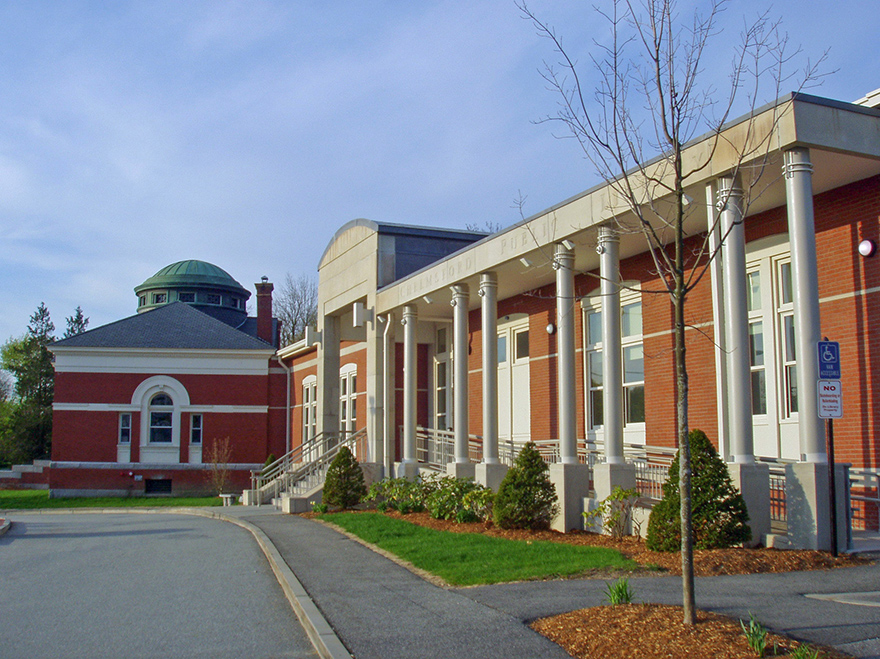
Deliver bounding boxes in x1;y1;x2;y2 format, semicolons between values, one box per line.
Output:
0;0;876;341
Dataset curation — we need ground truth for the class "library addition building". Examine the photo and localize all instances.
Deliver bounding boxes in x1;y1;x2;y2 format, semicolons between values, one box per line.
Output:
28;88;880;552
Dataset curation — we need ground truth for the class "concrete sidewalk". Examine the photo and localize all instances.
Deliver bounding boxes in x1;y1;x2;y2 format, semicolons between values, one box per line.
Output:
226;506;880;659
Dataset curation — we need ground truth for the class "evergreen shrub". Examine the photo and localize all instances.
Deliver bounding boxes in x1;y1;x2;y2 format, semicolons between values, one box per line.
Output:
322;446;367;510
493;442;558;530
646;429;751;551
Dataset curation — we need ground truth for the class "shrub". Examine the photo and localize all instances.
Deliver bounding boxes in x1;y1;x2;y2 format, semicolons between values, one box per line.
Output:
493;442;558;530
462;487;495;522
425;476;492;521
583;486;641;538
263;453;277;470
322;446;367;510
367;476;429;513
646;429;751;552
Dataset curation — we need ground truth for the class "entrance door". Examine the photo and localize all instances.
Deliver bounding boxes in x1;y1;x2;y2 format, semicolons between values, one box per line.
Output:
497;315;530;450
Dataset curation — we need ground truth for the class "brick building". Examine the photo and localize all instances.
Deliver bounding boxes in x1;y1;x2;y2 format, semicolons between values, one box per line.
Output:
47;260;287;496
272;90;880;550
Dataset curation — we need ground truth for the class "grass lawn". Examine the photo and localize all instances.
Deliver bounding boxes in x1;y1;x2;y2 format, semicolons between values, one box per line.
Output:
320;512;638;586
0;489;223;510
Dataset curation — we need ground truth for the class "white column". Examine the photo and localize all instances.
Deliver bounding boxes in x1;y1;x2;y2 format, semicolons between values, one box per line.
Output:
451;284;470;463
365;304;383;465
718;174;754;464
784;148;825;463
598;227;624;464
555;243;577;463
382;311;395;478
316;314;340;440
706;181;730;461
479;273;499;464
402;304;418;465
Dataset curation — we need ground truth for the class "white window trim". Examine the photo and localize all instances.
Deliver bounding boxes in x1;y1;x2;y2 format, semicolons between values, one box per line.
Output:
581;283;645;443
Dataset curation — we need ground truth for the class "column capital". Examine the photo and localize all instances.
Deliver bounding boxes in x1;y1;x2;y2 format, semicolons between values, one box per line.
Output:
401;304;417;325
715;174;744;212
450;283;469;307
783;147;814;178
478;272;497;296
597;225;620;244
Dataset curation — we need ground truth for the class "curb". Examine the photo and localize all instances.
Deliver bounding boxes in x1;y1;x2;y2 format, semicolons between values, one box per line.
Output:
0;507;351;659
0;517;9;537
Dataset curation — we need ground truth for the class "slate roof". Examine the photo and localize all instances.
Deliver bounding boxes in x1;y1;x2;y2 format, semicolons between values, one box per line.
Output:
50;302;274;351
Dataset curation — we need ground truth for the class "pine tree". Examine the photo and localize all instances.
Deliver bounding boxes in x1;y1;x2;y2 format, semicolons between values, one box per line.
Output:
63;306;89;338
647;430;751;552
493;442;558;530
322;446;367;509
0;303;56;461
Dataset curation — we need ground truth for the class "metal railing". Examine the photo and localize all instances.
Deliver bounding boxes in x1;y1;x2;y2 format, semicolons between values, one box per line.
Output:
850;468;880;530
249;428;369;505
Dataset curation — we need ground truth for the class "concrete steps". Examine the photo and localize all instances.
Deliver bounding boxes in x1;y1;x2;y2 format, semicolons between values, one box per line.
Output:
0;461;50;490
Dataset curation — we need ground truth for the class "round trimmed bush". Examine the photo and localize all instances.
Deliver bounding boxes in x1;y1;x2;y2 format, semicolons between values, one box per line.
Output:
322;446;367;510
646;429;751;551
493;442;558;530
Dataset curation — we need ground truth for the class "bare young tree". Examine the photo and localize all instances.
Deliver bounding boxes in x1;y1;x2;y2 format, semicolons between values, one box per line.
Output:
276;273;318;346
521;0;824;624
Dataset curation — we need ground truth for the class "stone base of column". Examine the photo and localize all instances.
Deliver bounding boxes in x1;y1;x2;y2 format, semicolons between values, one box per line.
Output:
475;462;508;491
549;462;592;533
395;461;420;481
358;462;384;490
447;462;476;481
584;463;637;535
727;462;770;547
784;462;849;552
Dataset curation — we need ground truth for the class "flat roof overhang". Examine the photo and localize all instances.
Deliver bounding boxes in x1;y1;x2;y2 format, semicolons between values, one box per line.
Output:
375;93;880;320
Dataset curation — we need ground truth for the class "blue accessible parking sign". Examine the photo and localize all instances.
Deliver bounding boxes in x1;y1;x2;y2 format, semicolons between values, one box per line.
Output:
818;341;841;379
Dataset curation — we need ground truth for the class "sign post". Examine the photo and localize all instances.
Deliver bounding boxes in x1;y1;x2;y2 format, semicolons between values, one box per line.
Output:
817;339;841;556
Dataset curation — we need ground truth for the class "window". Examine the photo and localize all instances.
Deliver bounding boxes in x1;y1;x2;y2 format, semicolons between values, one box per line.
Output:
149;393;173;443
434;326;452;430
497;335;507;363
515;329;529;360
190;414;202;444
302;376;317;442
777;261;797;417
178;292;195;303
205;293;221;305
621;302;645;424
138;295;146;307
582;293;644;431
118;413;131;444
746;270;767;415
151;292;167;305
339;365;357;433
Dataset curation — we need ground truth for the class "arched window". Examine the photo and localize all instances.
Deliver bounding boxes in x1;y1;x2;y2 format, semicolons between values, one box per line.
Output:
149;393;174;443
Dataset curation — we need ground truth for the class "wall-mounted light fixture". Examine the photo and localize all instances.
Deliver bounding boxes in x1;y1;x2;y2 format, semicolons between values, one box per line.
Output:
546;323;556;335
422;295;433;304
858;239;876;257
520;257;533;267
561;239;576;251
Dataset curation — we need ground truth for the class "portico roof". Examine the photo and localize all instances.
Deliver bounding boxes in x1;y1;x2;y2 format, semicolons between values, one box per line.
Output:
374;92;880;320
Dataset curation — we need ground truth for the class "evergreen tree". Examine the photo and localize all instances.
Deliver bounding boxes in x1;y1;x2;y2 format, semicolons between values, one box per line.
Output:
493;442;558;530
63;306;89;338
646;430;751;552
0;303;56;461
322;446;367;509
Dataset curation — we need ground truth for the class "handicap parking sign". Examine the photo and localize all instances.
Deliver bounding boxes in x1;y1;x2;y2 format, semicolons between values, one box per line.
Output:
818;341;841;379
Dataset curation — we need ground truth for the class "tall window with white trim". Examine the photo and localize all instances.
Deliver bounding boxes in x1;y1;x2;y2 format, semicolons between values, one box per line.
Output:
149;393;173;443
302;375;317;443
434;326;452;431
582;289;645;441
339;364;357;434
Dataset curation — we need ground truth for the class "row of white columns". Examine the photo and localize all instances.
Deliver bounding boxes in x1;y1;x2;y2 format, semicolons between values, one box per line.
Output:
320;149;824;475
714;148;825;465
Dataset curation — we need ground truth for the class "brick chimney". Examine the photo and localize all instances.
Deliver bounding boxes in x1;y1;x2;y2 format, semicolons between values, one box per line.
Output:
255;277;275;345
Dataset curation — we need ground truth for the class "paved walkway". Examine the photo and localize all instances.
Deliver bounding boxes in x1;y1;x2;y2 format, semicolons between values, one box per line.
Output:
5;506;879;659
226;507;880;659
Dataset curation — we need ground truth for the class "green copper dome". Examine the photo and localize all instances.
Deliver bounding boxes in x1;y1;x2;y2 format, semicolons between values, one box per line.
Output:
134;260;251;321
135;260;249;295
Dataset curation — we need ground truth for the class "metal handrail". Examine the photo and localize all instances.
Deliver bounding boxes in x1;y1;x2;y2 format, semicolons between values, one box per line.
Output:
249;428;368;505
